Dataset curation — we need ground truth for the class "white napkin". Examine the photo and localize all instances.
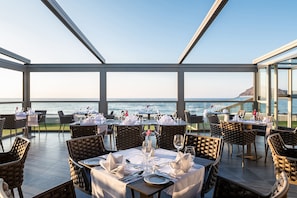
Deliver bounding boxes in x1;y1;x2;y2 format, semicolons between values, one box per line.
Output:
158;115;175;125
122;115;138;125
169;152;193;176
81;117;95;125
94;114;106;122
100;153;125;178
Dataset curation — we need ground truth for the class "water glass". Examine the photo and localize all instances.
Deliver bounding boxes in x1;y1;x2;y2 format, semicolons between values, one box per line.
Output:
184;146;196;160
142;140;153;174
173;134;184;153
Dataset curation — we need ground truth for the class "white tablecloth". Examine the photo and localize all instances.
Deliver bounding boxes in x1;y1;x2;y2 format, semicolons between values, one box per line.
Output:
91;148;205;198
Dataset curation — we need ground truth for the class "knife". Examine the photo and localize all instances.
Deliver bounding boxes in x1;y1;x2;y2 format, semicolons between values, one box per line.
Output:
120;170;144;182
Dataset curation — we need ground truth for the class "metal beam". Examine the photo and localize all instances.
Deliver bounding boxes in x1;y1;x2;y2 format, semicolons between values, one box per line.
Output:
26;63;256;72
178;0;228;64
41;0;106;64
253;39;297;65
0;47;30;64
0;58;26;71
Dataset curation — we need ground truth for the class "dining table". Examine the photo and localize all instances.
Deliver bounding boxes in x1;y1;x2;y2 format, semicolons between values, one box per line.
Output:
15;112;41;139
79;147;209;198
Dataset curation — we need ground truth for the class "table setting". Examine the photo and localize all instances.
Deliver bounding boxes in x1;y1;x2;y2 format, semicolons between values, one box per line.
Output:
90;140;205;198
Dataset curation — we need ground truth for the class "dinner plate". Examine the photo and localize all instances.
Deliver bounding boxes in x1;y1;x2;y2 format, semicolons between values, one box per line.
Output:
144;174;169;185
83;158;101;166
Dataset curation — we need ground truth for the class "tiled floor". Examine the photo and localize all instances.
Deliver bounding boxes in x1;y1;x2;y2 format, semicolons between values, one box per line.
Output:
1;131;297;198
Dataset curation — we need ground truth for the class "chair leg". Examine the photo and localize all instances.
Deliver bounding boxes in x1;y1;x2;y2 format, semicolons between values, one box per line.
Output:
254;142;257;161
265;144;269;163
17;186;24;198
242;145;245;168
0;140;4;152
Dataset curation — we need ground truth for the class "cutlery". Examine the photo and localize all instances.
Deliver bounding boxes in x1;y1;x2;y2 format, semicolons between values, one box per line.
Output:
120;170;143;182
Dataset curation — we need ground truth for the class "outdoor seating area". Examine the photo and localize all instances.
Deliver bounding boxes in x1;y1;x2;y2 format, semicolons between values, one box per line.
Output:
2;1;297;198
1;113;297;197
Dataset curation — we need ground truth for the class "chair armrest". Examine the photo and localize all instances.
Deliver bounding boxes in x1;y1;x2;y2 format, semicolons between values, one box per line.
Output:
0;153;17;163
189;115;203;123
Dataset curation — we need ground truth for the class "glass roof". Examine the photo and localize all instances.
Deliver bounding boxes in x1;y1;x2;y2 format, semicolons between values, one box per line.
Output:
1;0;297;64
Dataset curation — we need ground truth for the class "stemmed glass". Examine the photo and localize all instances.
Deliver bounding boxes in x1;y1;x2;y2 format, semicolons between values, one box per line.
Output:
173;134;184;153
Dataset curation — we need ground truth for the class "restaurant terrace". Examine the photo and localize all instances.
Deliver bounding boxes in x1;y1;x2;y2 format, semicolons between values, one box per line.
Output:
1;0;297;197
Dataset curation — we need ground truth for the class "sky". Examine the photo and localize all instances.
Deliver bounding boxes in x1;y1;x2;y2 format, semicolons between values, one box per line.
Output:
0;0;296;98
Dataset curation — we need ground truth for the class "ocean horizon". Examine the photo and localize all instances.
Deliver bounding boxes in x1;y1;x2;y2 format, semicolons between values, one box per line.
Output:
0;97;294;116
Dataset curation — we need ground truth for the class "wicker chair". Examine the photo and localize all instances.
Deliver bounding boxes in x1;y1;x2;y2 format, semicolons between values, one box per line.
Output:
34;110;47;131
265;128;297;162
201;157;221;198
69;125;97;138
221;121;257;167
207;114;222;137
184;110;204;132
156;125;186;150
0;137;30;198
66;135;109;194
0;114;27;137
0;118;6;151
267;133;297;185
213;171;289;198
58;111;74;133
184;134;223;160
115;125;144;150
32;180;76;198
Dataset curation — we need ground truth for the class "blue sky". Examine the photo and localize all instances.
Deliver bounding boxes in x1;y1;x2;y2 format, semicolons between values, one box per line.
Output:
0;0;296;98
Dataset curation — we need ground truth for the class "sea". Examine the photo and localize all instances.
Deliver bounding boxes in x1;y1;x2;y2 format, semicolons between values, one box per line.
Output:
0;97;295;117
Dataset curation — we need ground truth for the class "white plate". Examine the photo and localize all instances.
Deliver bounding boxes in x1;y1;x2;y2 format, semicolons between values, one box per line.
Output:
83;158;101;166
144;174;169;185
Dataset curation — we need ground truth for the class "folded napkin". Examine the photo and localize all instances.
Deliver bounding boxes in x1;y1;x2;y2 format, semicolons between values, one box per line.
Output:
169;152;193;176
100;153;125;178
81;117;95;125
158;115;175;125
122;115;138;125
94;114;106;122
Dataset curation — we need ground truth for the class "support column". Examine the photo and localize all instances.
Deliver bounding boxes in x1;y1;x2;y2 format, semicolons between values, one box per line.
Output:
99;70;107;114
177;70;185;119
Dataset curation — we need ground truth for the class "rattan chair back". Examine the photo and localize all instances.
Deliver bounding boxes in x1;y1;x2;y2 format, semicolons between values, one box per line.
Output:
207;114;220;124
34;110;47;130
184;134;222;160
221;121;257;167
0;114;27;136
265;128;297;162
267;133;297;185
0;137;30;198
115;125;143;150
0;118;5;151
201;157;221;197
66;135;108;194
70;125;97;139
33;180;76;198
157;125;186;150
66;135;107;162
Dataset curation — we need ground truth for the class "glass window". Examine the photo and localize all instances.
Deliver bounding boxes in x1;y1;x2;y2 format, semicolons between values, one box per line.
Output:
0;68;23;101
30;72;99;100
184;72;253;99
258;68;267;100
278;69;288;96
293;69;297;95
107;72;177;100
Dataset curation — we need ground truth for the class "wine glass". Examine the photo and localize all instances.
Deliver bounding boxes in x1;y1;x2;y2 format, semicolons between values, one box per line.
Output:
173;134;184;153
184;146;196;160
